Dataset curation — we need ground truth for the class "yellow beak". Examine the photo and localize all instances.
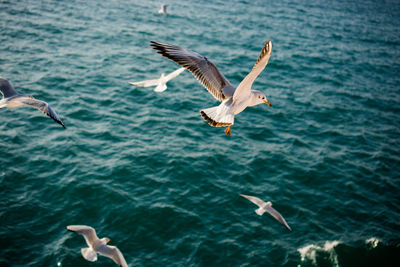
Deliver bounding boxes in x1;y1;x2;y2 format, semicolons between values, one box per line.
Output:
264;100;272;106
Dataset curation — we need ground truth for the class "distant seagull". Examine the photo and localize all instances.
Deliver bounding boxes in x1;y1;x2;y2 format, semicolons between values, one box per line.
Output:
129;67;185;92
158;4;168;15
150;41;272;136
0;78;66;128
240;194;291;231
67;225;128;267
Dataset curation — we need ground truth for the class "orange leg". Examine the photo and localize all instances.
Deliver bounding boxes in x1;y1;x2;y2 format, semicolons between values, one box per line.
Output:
224;125;231;136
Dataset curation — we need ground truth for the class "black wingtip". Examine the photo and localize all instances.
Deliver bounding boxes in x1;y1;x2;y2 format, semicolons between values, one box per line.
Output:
54;119;66;129
150;41;164;52
149;40;159;48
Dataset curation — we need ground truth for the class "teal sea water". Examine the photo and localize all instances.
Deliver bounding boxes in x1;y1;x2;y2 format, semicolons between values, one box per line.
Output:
1;0;400;266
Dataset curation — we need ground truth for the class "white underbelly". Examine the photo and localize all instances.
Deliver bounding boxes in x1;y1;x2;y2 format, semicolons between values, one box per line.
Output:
233;98;251;115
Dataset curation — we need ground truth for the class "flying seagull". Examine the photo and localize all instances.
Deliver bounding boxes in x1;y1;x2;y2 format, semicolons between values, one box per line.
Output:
158;4;168;14
150;40;272;136
0;78;66;128
240;194;291;231
67;225;128;267
129;67;185;92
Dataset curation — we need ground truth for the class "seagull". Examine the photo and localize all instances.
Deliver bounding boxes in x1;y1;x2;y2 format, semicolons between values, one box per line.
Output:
66;225;128;267
158;4;168;15
240;194;291;231
0;78;66;128
129;67;185;92
150;40;272;136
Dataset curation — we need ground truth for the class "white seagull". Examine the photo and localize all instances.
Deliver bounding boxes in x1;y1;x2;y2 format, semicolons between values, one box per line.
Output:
150;40;272;136
66;225;128;267
158;4;168;15
129;67;185;92
240;194;292;231
0;78;66;128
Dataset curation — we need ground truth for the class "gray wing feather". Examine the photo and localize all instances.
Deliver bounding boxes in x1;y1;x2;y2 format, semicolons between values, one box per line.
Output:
150;41;233;101
129;79;160;87
264;205;292;231
19;97;66;128
66;225;100;247
240;194;266;208
0;78;19;98
97;245;128;267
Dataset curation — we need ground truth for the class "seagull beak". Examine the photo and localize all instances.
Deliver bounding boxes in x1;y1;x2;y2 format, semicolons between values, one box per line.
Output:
264;100;272;106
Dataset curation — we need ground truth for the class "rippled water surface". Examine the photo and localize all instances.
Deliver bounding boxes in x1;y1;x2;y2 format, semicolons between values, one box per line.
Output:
1;0;400;266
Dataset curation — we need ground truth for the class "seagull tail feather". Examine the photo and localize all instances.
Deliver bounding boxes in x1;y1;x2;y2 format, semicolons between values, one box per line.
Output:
255;208;265;216
154;82;167;92
81;248;97;262
200;105;234;127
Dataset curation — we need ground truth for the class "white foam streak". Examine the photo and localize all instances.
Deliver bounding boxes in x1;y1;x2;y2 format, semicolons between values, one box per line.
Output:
366;237;380;248
297;241;340;267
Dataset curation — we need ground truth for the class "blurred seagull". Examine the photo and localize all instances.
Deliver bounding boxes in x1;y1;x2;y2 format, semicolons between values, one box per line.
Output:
129;67;185;92
158;4;168;14
150;40;272;136
0;78;66;128
240;194;291;231
67;225;128;267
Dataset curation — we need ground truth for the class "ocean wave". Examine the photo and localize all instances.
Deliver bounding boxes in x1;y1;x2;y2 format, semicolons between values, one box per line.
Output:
297;238;400;267
298;240;341;267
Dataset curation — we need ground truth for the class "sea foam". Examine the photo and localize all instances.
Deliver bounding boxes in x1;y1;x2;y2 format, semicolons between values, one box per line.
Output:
298;240;340;267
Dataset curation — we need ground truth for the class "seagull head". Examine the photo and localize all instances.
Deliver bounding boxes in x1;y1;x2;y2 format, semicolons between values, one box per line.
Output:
251;90;271;107
101;237;111;244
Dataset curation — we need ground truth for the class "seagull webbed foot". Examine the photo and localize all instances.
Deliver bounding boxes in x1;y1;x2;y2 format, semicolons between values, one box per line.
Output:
224;125;231;136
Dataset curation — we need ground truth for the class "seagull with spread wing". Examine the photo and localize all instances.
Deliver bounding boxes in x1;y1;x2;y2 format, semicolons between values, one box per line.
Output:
129;67;185;92
66;225;128;267
0;78;66;128
240;194;292;231
150;40;272;135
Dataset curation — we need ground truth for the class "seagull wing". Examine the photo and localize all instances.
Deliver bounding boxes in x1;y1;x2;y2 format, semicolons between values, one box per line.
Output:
264;204;292;231
97;245;128;267
0;78;19;98
150;41;233;101
164;67;185;81
67;225;100;247
240;194;266;208
233;41;272;101
18;96;66;128
129;78;161;87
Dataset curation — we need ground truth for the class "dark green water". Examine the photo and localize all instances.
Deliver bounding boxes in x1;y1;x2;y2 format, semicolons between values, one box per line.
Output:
1;0;399;266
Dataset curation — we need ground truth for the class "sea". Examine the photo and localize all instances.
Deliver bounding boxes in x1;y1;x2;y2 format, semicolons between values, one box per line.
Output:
0;0;399;266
